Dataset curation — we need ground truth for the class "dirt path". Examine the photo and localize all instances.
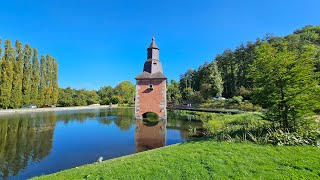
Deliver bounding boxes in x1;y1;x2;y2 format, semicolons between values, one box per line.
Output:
0;105;119;116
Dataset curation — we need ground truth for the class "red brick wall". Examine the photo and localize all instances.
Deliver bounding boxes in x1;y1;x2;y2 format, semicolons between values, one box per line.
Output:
135;79;166;119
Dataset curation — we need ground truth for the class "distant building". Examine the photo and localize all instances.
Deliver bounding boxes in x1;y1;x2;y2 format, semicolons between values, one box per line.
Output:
134;37;167;119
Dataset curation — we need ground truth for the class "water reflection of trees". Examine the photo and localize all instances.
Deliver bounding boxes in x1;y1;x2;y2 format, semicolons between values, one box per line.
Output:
0;113;56;179
0;108;136;179
55;108;135;131
0;108;199;179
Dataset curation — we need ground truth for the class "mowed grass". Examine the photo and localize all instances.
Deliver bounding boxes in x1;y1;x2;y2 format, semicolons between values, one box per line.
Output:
33;140;320;180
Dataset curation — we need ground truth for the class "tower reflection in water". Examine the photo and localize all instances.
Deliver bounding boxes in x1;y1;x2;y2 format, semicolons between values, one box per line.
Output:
135;119;166;152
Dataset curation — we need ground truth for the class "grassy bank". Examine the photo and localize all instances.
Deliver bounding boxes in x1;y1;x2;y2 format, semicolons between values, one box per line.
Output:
33;140;320;180
172;110;320;146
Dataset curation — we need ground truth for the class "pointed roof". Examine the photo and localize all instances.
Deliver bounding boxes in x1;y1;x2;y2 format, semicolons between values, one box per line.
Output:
148;36;159;49
135;71;167;80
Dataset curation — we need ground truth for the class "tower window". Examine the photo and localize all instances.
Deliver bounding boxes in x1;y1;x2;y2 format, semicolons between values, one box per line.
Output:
148;84;153;90
153;62;157;65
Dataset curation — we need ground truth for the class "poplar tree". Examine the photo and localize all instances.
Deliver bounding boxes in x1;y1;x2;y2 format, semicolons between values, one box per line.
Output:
0;40;14;109
22;44;32;106
38;55;46;106
52;59;59;105
44;55;53;104
10;40;24;108
0;39;2;95
211;61;223;97
31;48;40;106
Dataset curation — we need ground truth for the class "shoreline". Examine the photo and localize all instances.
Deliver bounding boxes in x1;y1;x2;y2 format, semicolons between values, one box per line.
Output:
0;105;124;116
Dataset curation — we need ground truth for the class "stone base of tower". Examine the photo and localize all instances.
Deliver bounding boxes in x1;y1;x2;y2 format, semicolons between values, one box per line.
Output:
135;79;167;120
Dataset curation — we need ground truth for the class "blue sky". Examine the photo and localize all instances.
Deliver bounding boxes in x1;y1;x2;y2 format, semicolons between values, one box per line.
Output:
1;0;319;90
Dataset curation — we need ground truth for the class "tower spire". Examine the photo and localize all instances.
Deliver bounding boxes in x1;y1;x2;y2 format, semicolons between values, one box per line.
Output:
147;36;159;60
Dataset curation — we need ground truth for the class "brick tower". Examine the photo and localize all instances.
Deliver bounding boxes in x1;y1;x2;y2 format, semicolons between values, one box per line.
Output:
135;37;167;119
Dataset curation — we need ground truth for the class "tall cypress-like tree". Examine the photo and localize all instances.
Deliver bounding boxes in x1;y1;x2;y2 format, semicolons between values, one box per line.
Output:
52;59;59;105
211;61;223;97
22;44;32;106
31;48;40;106
44;55;53;104
0;39;2;94
38;55;46;106
0;40;14;109
10;40;24;108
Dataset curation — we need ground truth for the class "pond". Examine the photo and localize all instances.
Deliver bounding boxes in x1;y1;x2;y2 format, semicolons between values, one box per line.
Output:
0;108;202;179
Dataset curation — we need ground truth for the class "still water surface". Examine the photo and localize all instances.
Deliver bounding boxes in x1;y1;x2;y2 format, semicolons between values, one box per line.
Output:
0;108;201;179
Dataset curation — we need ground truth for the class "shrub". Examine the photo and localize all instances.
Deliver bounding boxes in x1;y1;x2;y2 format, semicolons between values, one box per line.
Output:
267;129;320;146
177;110;320;146
231;96;243;104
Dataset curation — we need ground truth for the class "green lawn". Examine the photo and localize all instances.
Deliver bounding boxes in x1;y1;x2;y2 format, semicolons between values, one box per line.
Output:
33;140;320;180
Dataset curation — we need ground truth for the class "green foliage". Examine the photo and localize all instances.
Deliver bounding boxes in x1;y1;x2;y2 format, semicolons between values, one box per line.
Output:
231;96;243;104
182;87;194;102
0;40;59;108
178;25;320;104
44;55;54;105
189;91;204;103
31;48;40;106
167;80;181;104
10;40;24;108
39;55;46;106
200;99;262;112
179;110;319;146
52;60;59;105
179;62;223;102
114;81;135;104
97;81;135;105
144;112;159;121
0;40;14;109
22;44;32;106
267;129;320;146
251;41;320;130
97;85;113;105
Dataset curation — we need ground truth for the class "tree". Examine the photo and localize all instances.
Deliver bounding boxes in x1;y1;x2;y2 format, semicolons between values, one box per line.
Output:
44;55;53;104
97;85;114;105
31;48;40;106
52;59;59;105
84;90;100;105
114;81;135;104
22;44;32;106
182;87;194;102
39;55;46;106
199;61;223;99
10;40;24;108
250;41;320;130
210;61;223;97
0;39;2;100
0;39;2;97
167;80;181;104
57;88;74;107
0;40;14;109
